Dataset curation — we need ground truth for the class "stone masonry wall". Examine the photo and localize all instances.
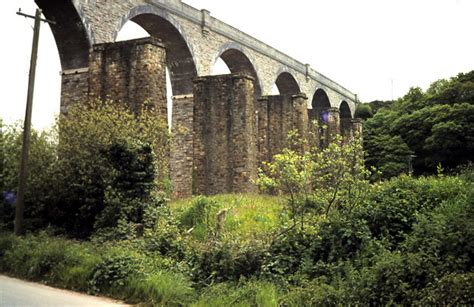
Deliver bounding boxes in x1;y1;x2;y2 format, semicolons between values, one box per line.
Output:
60;69;90;113
341;118;353;145
292;93;309;153
193;73;257;195
257;93;309;163
88;37;167;116
170;94;194;199
60;0;357;111
326;108;341;145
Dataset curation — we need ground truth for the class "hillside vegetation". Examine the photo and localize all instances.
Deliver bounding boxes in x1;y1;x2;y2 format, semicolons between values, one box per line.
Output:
362;70;474;178
1;72;473;305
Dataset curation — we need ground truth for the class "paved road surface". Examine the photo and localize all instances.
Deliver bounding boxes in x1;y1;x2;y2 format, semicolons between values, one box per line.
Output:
0;275;129;307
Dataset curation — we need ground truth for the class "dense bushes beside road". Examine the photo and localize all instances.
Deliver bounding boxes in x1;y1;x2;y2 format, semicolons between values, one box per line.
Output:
1;172;472;305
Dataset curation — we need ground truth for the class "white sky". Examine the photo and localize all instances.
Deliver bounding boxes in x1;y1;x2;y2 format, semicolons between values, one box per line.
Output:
1;0;474;130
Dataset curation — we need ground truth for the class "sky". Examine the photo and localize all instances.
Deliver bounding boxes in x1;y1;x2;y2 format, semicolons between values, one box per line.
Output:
1;0;474;130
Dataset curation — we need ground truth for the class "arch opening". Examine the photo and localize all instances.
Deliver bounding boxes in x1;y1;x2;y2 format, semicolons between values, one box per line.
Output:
275;72;300;95
14;1;81;129
115;10;198;131
35;0;90;70
117;11;198;96
211;57;231;75
311;88;331;123
339;101;352;119
213;48;262;98
340;100;353;142
116;21;173;130
308;88;332;147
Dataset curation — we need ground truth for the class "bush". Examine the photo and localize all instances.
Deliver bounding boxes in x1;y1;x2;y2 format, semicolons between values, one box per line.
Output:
0;232;101;290
263;213;371;280
193;280;279;307
54;101;169;238
189;240;266;286
125;271;196;306
144;206;187;259
357;175;470;249
0;124;57;232
179;196;219;241
419;272;474;305
281;278;342;306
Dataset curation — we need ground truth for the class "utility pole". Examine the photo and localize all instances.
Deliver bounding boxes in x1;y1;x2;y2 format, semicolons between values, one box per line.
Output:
14;9;55;236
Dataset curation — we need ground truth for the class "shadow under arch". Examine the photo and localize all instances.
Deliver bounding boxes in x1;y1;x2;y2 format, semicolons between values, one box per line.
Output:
339;100;352;119
312;88;331;110
275;71;300;95
115;5;198;96
213;42;262;98
35;0;91;70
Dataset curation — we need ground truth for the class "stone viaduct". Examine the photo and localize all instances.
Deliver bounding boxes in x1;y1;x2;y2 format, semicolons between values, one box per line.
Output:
35;0;362;198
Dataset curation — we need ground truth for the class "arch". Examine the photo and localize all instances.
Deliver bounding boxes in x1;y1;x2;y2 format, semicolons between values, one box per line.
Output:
115;5;198;96
275;72;300;95
35;0;90;70
339;101;352;119
312;88;331;109
213;42;262;97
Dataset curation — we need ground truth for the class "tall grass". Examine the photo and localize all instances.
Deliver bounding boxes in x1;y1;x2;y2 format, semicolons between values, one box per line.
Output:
171;194;283;242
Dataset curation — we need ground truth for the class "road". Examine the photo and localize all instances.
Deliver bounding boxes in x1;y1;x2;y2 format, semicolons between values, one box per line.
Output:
0;275;129;307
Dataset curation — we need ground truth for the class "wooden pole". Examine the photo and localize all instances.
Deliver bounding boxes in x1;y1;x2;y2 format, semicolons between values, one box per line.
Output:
14;9;42;235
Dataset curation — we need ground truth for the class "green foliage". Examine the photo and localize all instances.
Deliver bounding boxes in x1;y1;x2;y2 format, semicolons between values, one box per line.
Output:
125;271;196;306
143;206;187;259
54;100;169;238
1;173;473;305
358;175;471;249
1;101;169;238
420;272;474;305
366;100;395;115
92;139;165;241
179;196;219;241
0;232;101;291
89;253;142;293
354;103;373;120
0;123;57;231
192;280;279;307
188;240;266;286
281;278;342;306
257;136;370;229
364;71;474;177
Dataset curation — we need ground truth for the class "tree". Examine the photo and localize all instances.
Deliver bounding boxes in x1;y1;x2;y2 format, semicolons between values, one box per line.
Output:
257;136;370;230
53;100;169;238
1;123;57;231
363;71;474;177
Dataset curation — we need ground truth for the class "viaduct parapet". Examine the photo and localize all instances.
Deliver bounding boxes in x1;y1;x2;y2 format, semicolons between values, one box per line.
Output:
35;0;362;197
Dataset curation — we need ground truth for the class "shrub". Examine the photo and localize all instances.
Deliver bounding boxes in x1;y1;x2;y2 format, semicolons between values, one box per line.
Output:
281;278;342;306
144;206;187;259
125;271;196;306
179;197;219;241
0;232;101;290
263;213;371;280
54;101;169;238
193;280;279;307
0;123;57;232
89;252;142;294
357;175;470;249
419;272;474;305
189;240;266;285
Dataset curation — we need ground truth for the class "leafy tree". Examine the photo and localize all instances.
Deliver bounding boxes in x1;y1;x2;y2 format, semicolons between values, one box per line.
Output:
1;123;57;231
364;71;474;177
1;100;169;238
257;136;370;229
354;103;373;120
53;100;169;238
